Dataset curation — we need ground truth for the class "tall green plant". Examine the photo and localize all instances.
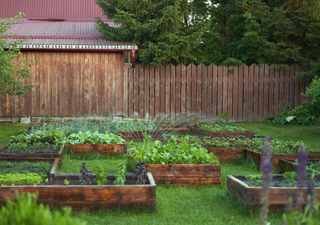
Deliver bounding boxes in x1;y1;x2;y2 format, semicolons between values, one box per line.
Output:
0;13;37;97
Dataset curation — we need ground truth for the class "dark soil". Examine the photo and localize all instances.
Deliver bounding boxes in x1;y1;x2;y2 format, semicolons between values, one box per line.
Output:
0;145;61;154
0;160;53;177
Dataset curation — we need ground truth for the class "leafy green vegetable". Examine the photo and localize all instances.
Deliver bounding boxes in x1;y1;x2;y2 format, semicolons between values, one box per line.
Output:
113;163;127;185
93;166;108;185
0;173;43;185
65;131;124;145
127;134;219;165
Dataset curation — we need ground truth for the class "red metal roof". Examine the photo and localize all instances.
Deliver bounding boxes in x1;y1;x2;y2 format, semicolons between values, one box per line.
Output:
0;0;106;19
4;20;119;36
3;21;137;50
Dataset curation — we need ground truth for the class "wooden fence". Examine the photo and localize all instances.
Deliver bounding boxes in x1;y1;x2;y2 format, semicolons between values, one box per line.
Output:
122;64;311;122
0;55;312;122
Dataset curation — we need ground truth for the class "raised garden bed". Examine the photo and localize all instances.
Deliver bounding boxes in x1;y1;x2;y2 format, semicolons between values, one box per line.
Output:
227;175;320;213
0;172;156;211
127;158;221;186
245;149;320;171
0;141;65;159
0;158;56;179
189;127;256;137
278;158;320;173
65;144;127;154
205;148;245;163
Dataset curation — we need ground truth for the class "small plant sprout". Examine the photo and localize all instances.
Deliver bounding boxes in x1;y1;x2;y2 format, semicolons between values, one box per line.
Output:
113;162;127;185
64;179;70;185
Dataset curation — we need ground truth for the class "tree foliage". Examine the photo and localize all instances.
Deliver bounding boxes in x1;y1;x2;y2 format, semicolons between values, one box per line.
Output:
0;13;37;97
195;0;320;79
95;0;208;66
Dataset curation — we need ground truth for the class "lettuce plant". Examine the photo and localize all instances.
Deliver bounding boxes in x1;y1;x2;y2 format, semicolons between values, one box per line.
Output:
127;134;219;165
64;131;125;145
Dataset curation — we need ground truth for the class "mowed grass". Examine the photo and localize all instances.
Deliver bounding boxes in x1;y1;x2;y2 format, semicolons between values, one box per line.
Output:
2;122;318;224
60;152;127;173
72;158;282;225
0;124;29;147
236;122;320;152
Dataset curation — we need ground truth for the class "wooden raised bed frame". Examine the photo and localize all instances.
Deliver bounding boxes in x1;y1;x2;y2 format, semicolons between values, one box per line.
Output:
189;127;256;137
127;158;221;186
206;148;245;163
0;172;156;211
65;143;127;154
227;175;320;213
245;149;320;171
278;158;320;173
0;142;65;159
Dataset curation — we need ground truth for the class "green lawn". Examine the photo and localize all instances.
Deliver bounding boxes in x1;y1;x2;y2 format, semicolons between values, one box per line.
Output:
2;122;319;224
236;122;320;152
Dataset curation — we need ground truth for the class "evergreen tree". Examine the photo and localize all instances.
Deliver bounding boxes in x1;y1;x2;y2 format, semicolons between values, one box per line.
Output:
95;0;209;66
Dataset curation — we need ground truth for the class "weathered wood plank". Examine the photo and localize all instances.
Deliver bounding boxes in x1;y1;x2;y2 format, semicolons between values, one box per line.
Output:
154;66;159;118
243;65;249;121
139;65;145;118
202;65;207;119
212;64;218;119
83;53;91;116
181;64;186;117
69;52;76;116
279;68;285;115
128;65;134;117
232;66;238;122
289;65;295;111
269;64;275;118
274;67;280;117
247;64;253;121
191;64;197;114
258;65;264;121
160;65;165;115
171;64;176;119
166;64;171;115
175;64;181;116
145;65;150;117
264;64;269;118
66;144;127;154
253;64;259;121
228;66;233;121
186;64;191;113
217;65;223;116
207;64;212;119
150;66;155;120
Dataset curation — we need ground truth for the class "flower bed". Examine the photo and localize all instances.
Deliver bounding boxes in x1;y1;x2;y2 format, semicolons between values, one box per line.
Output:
227;175;320;212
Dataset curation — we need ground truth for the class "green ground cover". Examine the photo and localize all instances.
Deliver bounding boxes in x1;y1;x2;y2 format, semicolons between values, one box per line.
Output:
1;122;318;224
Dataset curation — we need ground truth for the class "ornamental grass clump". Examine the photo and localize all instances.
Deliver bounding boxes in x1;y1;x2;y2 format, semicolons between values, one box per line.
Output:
259;137;272;225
